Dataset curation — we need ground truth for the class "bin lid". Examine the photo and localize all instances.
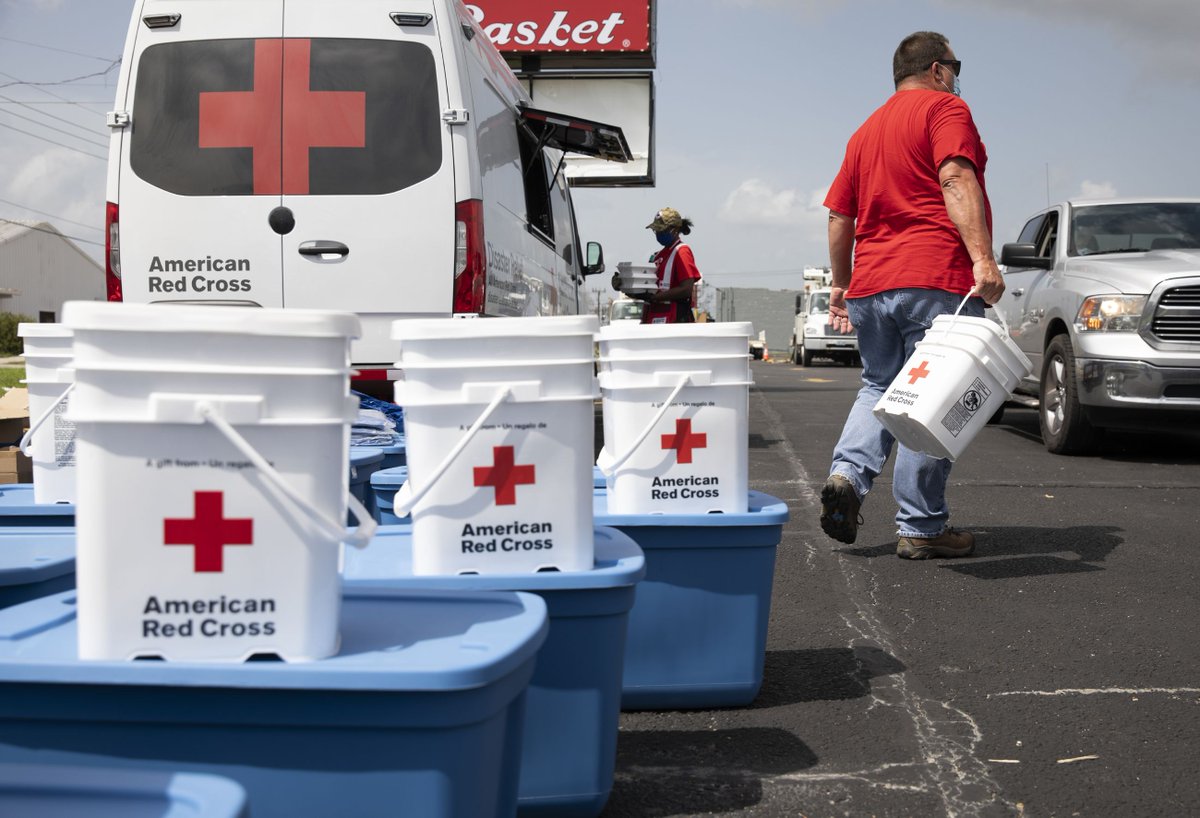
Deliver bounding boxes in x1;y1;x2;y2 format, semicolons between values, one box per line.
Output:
0;486;75;521
343;525;645;590
0;764;249;818
391;315;598;342
371;465;409;489
593;489;789;528
17;324;72;339
0;528;75;587
63;301;362;340
349;447;386;468
0;589;547;692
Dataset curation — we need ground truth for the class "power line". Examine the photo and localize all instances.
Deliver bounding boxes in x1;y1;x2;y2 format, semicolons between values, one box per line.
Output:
0;71;111;115
0;107;107;149
0;218;103;248
0;92;106;140
0;36;117;63
0;59;121;91
0;119;106;160
0;197;102;233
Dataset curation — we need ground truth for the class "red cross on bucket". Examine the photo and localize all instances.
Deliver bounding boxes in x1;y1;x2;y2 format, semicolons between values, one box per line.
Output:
164;491;254;573
474;446;536;506
199;39;366;195
907;360;932;385
661;418;708;464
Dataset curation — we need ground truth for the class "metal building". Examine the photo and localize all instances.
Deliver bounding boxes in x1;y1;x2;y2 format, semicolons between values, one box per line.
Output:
0;220;104;321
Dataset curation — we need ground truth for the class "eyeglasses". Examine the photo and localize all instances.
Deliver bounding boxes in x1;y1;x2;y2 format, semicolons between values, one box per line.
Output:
932;58;961;77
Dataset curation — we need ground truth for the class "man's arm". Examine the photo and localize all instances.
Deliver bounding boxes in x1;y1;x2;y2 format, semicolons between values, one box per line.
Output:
827;209;855;332
939;156;1005;305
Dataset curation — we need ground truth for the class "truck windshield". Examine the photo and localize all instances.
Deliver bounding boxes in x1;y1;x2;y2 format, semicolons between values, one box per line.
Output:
809;293;830;313
1071;203;1200;256
610;301;644;321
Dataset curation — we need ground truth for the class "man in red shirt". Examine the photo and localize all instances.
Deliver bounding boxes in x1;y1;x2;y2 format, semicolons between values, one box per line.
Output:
819;31;1005;559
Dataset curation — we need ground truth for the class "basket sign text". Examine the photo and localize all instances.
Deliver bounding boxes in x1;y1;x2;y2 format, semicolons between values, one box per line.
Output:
464;1;651;53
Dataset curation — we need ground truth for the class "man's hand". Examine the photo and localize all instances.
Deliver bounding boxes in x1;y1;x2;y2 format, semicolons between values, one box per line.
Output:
971;257;1005;305
828;286;854;333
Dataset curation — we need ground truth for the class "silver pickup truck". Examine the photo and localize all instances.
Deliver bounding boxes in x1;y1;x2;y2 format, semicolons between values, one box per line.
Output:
996;198;1200;454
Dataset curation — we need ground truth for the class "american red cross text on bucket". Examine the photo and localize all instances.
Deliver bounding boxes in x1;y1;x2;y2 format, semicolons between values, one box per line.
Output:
907;360;932;384
661;418;708;464
473;446;536;505
199;39;366;195
164;491;254;573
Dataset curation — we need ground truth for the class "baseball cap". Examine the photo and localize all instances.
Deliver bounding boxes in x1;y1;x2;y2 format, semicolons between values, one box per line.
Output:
647;207;684;231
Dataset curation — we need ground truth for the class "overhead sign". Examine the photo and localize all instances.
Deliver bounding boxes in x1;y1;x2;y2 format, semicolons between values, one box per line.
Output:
464;1;655;67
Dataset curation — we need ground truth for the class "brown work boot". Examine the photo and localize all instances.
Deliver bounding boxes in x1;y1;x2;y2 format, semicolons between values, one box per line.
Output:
820;474;862;544
896;528;975;560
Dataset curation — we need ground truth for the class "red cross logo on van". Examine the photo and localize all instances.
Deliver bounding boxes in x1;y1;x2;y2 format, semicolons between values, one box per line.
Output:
473;446;537;506
661;418;707;464
199;39;366;195
164;491;254;573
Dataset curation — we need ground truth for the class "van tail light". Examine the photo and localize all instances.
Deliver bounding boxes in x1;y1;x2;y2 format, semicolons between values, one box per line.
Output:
105;201;123;302
453;199;486;315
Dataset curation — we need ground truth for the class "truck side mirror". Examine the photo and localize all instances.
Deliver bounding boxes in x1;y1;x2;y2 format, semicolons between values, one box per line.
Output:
583;241;605;276
1000;242;1052;270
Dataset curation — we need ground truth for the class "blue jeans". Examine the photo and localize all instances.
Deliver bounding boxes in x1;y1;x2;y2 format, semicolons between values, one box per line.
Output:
829;289;985;538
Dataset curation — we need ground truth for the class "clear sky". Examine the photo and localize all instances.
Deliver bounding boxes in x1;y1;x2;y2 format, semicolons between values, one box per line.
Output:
2;0;1199;301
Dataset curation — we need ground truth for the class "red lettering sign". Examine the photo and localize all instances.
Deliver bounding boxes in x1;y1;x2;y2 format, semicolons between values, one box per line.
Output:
463;1;652;55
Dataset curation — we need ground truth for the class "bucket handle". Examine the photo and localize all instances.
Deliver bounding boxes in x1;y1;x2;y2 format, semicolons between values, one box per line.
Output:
944;290;1013;338
595;374;691;476
199;404;377;550
19;382;76;456
392;386;512;517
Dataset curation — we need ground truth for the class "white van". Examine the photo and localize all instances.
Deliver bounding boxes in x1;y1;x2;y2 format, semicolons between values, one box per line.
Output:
103;0;629;379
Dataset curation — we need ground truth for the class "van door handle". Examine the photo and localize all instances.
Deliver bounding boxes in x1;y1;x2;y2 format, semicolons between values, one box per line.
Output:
1011;288;1024;297
298;241;349;258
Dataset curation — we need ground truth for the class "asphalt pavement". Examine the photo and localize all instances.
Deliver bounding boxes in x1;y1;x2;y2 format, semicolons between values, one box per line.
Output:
601;359;1200;818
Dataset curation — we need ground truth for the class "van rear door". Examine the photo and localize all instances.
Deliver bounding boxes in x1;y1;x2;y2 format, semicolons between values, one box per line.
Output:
281;0;455;365
119;1;286;307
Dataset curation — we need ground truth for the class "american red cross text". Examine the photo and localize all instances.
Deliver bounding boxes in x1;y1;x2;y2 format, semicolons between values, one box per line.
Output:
661;418;708;464
164;491;254;573
199;38;366;195
474;446;536;506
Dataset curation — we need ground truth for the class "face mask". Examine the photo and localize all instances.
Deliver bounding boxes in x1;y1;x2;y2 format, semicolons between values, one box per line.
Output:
655;231;676;247
939;65;961;97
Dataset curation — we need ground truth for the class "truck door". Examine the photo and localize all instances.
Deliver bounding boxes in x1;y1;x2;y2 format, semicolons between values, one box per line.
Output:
281;0;455;365
118;2;286;307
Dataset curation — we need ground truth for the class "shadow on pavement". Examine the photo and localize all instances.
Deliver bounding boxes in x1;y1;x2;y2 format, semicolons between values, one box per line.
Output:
752;646;905;707
605;727;816;817
835;525;1123;578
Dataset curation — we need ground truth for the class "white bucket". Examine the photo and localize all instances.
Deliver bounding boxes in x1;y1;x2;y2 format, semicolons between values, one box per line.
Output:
391;316;599;576
873;303;1033;462
62;301;374;663
18;324;77;504
596;323;754;515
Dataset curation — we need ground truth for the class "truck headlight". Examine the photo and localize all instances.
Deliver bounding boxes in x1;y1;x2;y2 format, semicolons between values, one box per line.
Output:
1075;295;1146;332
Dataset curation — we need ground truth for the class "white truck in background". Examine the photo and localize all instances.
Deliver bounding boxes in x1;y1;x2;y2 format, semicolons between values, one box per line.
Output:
790;286;859;367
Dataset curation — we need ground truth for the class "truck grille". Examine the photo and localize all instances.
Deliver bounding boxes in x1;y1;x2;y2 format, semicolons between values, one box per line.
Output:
1150;285;1200;342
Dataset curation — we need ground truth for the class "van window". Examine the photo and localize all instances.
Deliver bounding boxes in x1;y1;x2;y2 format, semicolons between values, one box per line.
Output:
517;123;554;241
131;39;442;196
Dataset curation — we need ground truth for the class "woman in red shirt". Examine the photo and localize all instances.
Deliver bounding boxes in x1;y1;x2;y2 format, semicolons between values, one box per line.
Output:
612;208;702;324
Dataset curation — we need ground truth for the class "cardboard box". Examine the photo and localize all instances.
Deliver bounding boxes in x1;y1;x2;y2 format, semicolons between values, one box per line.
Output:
0;447;32;485
0;388;28;449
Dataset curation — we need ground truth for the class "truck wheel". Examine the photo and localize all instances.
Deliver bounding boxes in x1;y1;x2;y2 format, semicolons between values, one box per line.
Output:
1039;334;1101;455
801;344;814;367
791;346;801;366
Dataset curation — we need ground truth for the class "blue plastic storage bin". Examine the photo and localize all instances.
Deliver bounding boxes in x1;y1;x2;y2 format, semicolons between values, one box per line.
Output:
0;763;249;817
343;526;645;818
594;489;789;709
0;527;75;609
0;588;548;818
349;446;386;521
369;465;408;525
372;433;407;470
0;485;75;526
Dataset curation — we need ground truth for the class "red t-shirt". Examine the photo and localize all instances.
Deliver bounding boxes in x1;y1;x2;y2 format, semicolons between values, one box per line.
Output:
641;240;701;324
824;90;990;298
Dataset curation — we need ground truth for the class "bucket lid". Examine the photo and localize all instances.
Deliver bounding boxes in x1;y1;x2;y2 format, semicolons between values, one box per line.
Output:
392;315;599;342
598;322;754;341
17;324;71;339
62;301;361;340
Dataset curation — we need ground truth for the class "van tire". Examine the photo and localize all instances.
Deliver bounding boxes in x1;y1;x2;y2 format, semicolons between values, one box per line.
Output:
801;344;814;367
